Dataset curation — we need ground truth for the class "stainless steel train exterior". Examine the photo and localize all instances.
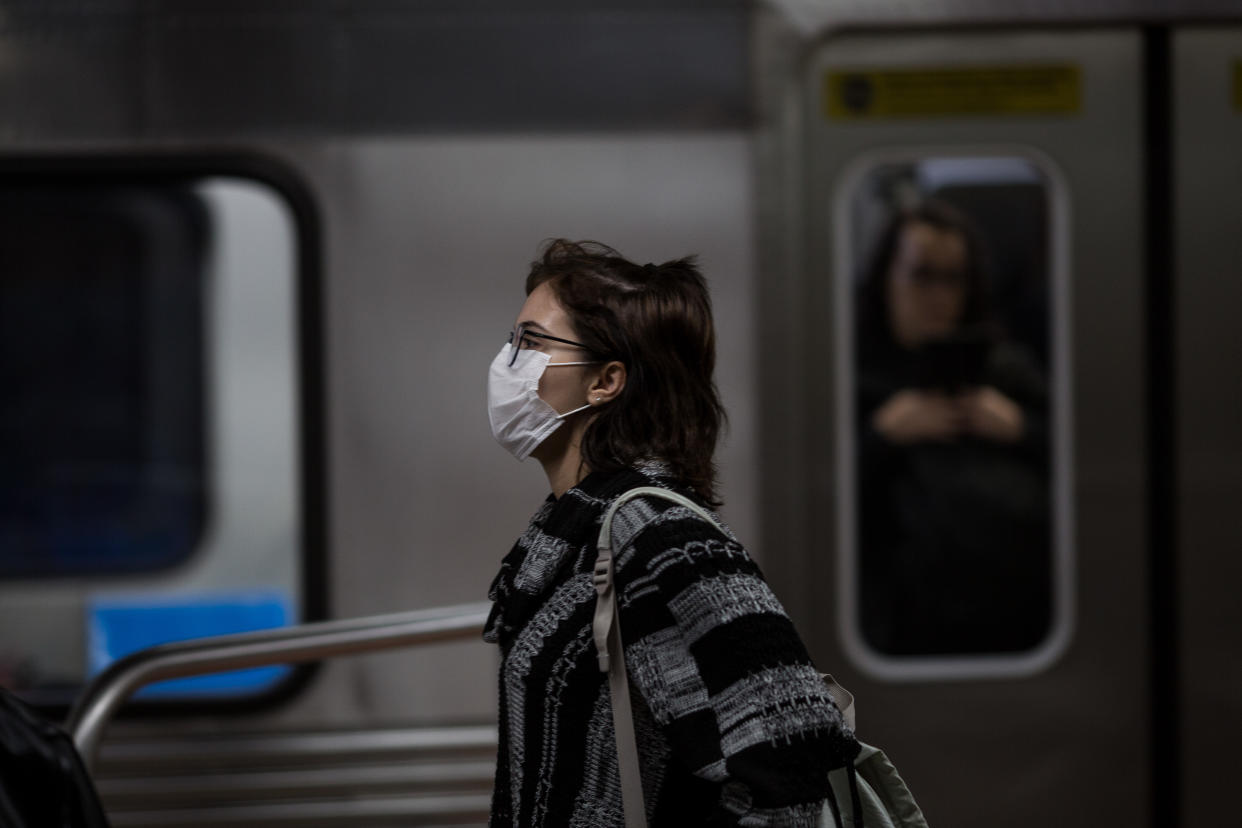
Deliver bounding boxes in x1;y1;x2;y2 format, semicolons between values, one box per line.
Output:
0;1;1239;826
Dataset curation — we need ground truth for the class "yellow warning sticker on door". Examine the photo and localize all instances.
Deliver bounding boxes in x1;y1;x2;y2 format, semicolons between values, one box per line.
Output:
825;65;1081;120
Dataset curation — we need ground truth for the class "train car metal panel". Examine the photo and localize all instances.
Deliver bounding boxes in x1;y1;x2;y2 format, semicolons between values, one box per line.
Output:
776;27;1149;828
1173;25;1242;828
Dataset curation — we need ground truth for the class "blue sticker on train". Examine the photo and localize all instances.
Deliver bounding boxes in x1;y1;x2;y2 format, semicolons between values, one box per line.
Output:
87;591;293;698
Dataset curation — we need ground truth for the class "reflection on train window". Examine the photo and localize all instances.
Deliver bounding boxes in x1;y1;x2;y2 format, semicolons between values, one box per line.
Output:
0;171;306;706
846;156;1058;662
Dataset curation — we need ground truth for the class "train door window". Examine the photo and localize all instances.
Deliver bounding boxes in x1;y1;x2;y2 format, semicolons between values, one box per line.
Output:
0;161;322;707
835;151;1073;679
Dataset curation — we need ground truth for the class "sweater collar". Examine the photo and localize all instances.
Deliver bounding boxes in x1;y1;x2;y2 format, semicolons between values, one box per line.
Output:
483;462;673;646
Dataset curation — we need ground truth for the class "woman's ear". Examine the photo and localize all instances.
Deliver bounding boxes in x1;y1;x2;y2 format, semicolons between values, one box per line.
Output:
588;360;627;405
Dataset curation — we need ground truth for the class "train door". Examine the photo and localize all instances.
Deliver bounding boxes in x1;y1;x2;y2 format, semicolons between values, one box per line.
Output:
792;29;1148;827
1173;25;1242;828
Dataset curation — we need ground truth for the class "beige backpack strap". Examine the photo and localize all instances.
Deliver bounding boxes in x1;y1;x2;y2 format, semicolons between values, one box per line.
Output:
593;486;722;828
820;673;857;731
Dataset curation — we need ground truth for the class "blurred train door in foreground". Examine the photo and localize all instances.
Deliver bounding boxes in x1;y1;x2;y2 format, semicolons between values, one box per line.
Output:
799;29;1147;828
0;163;320;711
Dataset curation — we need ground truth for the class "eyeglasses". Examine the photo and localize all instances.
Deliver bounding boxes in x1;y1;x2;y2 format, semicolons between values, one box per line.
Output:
906;265;967;289
506;324;593;367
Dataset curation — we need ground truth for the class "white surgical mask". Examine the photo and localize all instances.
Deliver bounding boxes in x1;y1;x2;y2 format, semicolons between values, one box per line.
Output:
487;343;595;461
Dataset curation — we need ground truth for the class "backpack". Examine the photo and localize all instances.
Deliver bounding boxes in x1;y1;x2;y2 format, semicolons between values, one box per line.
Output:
818;675;929;828
0;688;111;827
593;486;929;828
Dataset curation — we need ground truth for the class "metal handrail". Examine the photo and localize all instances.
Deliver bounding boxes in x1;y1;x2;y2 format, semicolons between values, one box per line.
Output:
66;601;492;773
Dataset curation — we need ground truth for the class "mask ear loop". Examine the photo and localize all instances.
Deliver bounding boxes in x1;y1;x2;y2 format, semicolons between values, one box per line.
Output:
544;360;608;418
555;402;592;420
555;391;610;421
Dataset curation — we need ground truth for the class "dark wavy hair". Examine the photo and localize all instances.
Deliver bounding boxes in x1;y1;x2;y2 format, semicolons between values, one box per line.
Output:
526;239;727;506
857;198;996;358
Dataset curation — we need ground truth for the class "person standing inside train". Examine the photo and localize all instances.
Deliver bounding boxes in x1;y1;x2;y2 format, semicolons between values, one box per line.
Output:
855;199;1051;656
483;240;857;826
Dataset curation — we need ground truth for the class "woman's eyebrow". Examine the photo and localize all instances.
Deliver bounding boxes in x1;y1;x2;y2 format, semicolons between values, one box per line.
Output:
517;320;551;333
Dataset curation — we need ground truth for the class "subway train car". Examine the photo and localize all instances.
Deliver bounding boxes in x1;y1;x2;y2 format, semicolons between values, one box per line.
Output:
1;1;1239;826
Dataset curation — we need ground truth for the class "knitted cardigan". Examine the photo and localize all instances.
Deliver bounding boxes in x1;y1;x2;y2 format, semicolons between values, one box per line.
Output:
484;463;856;827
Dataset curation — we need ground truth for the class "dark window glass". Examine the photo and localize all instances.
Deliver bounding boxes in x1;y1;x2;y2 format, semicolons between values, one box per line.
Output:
0;186;207;576
847;157;1061;666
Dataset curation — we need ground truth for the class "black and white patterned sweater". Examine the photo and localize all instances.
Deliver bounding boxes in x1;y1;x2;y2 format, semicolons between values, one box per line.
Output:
484;463;857;827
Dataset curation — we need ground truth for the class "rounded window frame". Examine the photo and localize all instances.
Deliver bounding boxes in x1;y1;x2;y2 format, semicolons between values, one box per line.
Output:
0;151;327;714
832;145;1076;681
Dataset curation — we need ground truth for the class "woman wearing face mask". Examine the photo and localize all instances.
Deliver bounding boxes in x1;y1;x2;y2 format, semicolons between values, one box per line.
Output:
484;240;858;827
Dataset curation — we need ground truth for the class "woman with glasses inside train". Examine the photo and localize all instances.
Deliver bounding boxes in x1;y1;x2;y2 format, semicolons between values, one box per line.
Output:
855;199;1051;656
483;239;858;827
